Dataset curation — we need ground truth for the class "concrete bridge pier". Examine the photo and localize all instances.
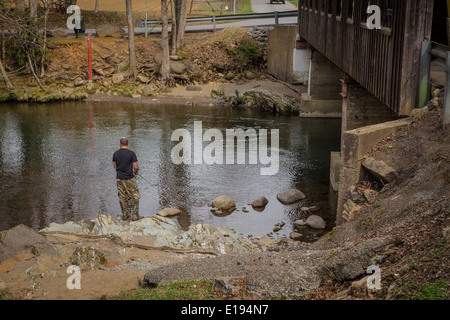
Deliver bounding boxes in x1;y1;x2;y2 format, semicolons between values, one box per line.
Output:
333;74;404;225
341;74;399;136
300;49;342;118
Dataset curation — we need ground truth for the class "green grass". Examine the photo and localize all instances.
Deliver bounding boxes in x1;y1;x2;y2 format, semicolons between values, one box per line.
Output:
111;279;217;300
412;280;448;300
287;0;299;7
192;0;253;16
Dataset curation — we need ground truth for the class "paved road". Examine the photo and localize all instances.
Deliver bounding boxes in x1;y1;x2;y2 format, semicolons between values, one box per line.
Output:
251;0;297;13
77;1;299;36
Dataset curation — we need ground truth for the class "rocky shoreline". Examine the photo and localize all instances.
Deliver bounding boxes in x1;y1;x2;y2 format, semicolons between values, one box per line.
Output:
1;26;448;300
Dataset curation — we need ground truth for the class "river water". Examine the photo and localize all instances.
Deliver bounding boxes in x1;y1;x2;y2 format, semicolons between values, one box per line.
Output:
0;101;341;241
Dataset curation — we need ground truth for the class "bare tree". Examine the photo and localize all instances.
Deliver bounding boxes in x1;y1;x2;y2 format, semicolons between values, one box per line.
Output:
0;5;46;88
169;0;188;55
170;0;177;55
160;0;170;81
0;58;13;89
126;0;137;79
16;0;25;11
41;0;49;76
173;0;188;53
29;0;37;22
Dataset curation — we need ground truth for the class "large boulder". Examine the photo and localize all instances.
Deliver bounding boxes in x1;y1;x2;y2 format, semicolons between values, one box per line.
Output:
170;61;186;74
71;246;107;271
96;24;125;38
111;73;124;84
153;53;186;74
0;224;57;264
276;189;306;205
362;157;398;184
212;195;236;211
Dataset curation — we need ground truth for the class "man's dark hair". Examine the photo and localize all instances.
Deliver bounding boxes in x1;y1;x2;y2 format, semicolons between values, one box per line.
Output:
120;138;129;146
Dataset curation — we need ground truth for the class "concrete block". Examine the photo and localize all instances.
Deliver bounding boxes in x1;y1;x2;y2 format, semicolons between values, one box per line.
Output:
336;118;410;223
267;26;298;83
330;152;342;192
341;118;410;168
301;93;342;118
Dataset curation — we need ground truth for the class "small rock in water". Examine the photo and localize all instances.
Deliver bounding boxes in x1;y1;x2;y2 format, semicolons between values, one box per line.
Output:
277;189;306;205
294;219;306;226
157;208;181;217
212;195;236;211
305;215;326;230
251;196;269;208
290;232;303;241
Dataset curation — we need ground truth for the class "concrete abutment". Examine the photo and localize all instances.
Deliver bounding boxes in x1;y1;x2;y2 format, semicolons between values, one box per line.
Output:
267;29;406;224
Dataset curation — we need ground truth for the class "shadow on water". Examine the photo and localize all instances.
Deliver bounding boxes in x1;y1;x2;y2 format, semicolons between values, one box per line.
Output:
0;101;341;242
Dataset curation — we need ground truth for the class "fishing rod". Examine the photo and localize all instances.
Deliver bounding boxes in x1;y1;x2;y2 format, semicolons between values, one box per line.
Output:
135;174;158;188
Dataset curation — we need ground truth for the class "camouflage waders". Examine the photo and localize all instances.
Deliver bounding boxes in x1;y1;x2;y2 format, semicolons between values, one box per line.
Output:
116;177;140;221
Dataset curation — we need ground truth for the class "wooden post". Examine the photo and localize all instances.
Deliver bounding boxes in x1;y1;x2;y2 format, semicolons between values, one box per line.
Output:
444;52;450;126
447;0;450;46
419;41;432;109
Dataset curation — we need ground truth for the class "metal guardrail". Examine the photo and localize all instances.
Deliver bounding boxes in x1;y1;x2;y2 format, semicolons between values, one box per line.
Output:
136;10;298;28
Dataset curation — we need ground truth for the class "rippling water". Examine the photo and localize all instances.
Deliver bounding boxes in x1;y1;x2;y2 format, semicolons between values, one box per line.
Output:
0;101;341;241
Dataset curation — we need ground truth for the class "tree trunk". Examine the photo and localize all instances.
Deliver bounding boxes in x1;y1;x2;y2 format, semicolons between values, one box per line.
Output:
160;0;170;81
41;0;49;76
95;0;99;13
29;0;38;23
170;0;177;56
16;0;25;11
1;16;5;62
0;57;13;89
126;0;137;79
27;53;43;88
175;0;188;52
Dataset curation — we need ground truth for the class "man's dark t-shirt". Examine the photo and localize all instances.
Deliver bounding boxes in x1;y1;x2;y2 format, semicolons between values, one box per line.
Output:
113;148;138;180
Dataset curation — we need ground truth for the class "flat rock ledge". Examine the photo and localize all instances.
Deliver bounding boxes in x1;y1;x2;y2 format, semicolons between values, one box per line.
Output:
39;214;258;255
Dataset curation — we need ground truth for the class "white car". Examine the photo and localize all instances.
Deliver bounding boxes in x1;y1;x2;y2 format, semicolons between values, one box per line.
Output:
270;0;286;4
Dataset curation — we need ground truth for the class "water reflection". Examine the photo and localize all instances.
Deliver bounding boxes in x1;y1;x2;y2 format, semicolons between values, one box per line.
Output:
0;101;341;241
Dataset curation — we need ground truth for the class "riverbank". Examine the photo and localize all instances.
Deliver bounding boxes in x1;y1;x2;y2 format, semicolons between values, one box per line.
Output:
0;27;303;113
1;97;448;300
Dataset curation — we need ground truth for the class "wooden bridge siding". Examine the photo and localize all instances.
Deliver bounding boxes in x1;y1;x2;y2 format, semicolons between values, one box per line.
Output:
298;0;434;116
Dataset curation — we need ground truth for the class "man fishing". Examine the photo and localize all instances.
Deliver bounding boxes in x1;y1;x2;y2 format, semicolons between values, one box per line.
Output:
112;137;141;221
